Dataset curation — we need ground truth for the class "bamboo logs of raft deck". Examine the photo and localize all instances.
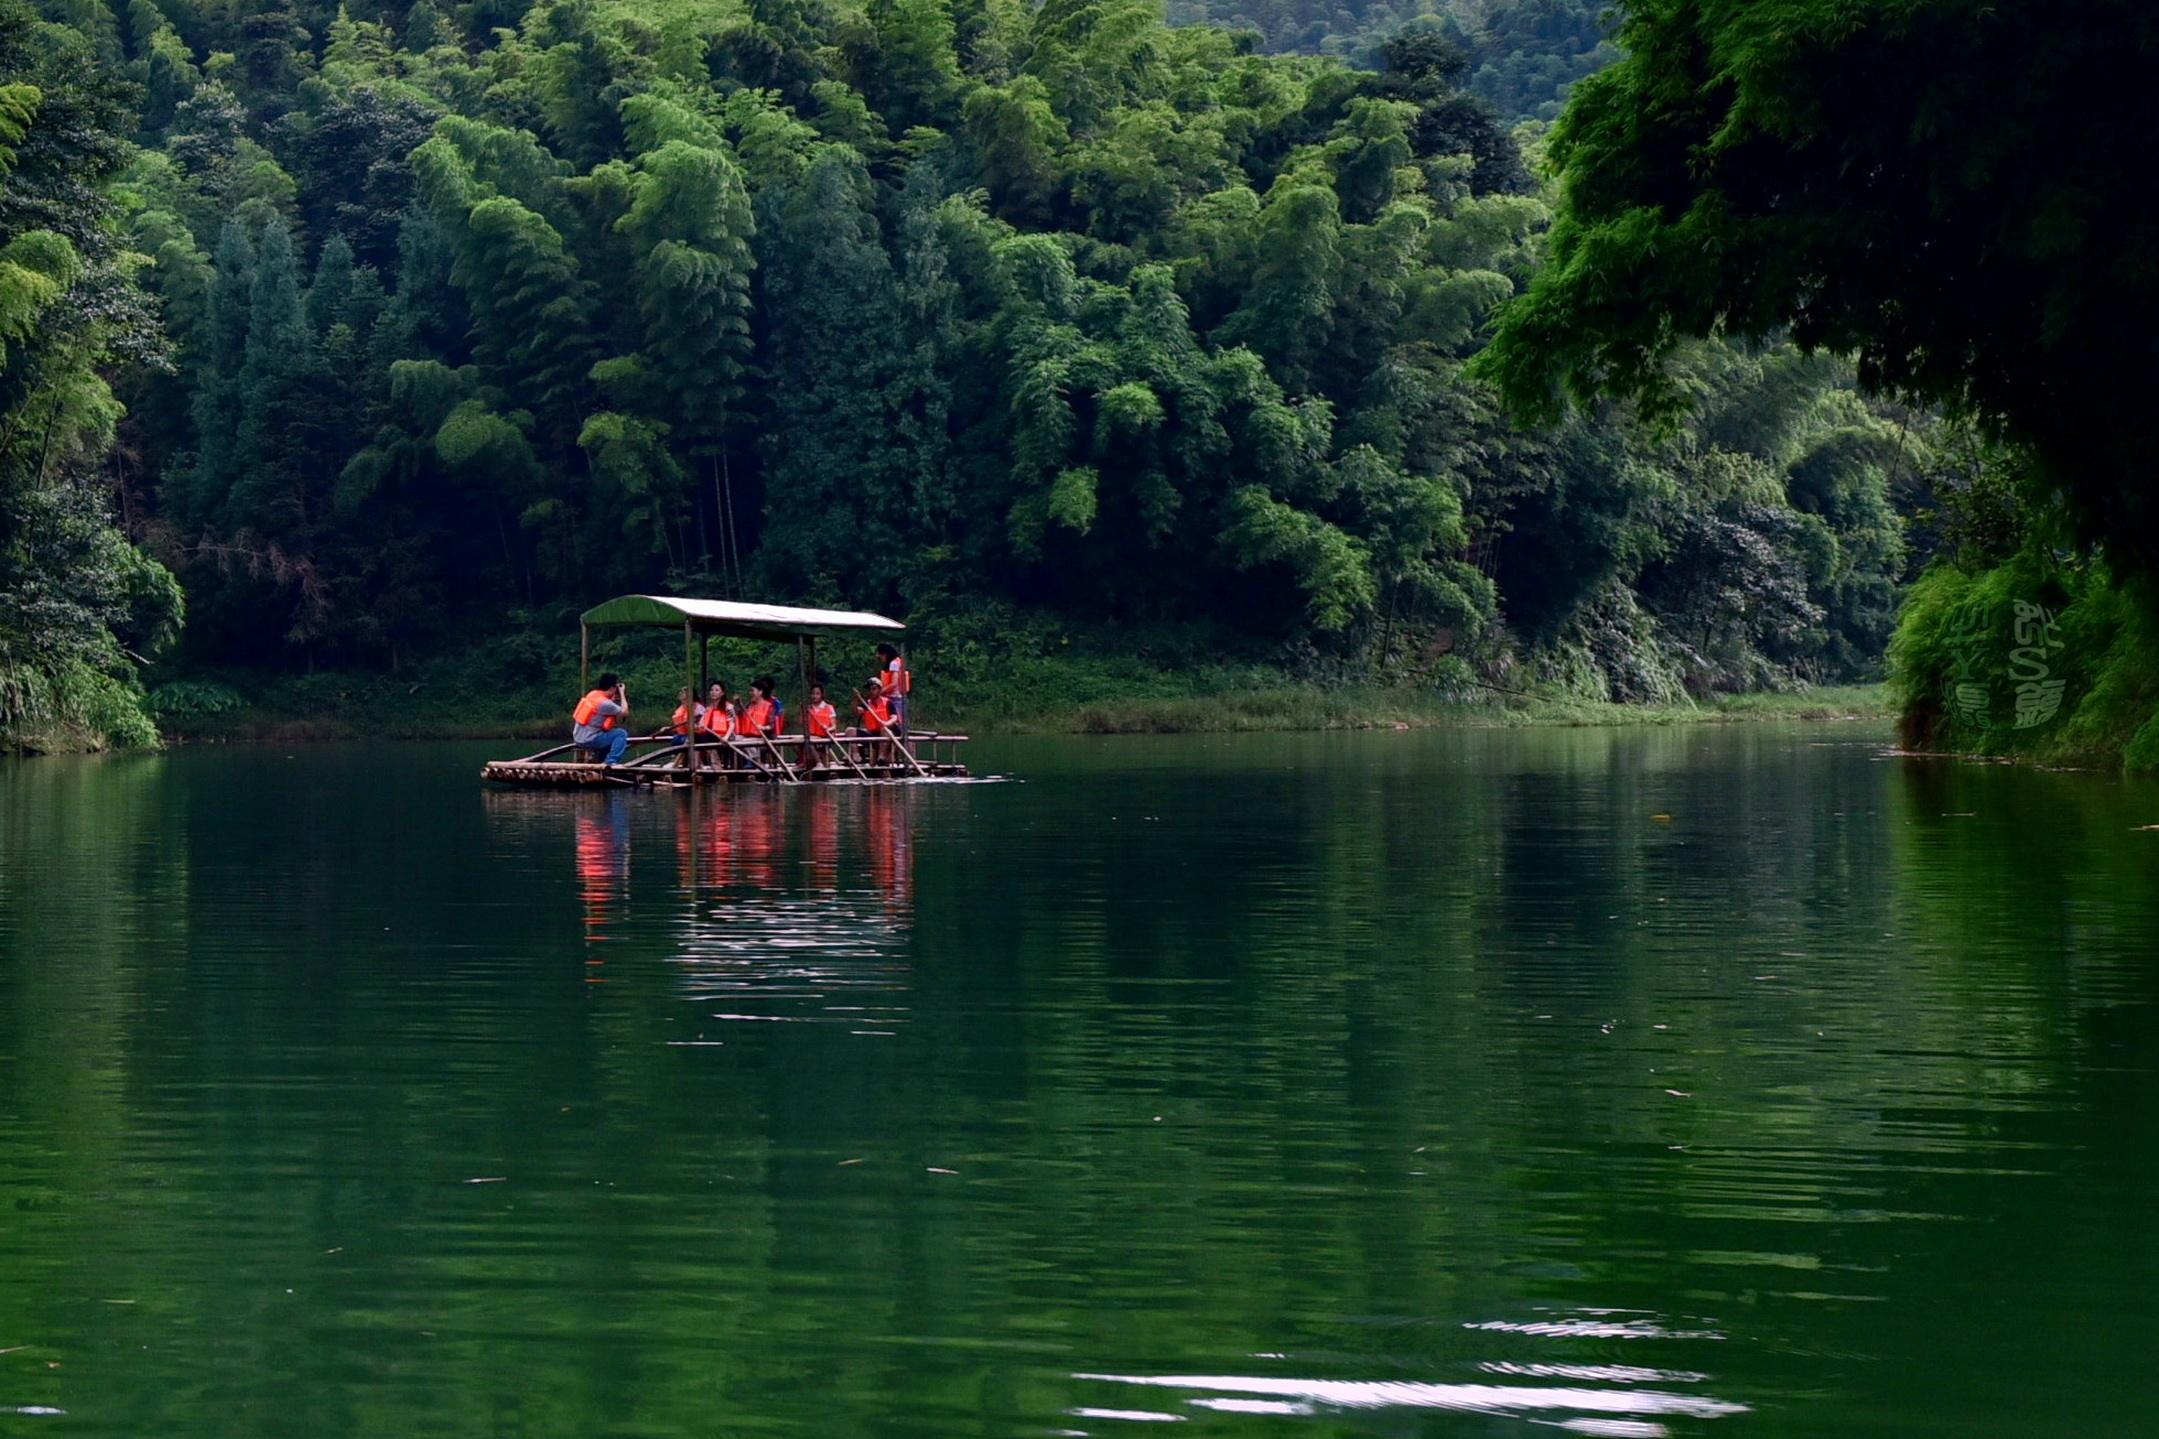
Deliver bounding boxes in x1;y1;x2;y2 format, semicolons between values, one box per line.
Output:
481;733;970;787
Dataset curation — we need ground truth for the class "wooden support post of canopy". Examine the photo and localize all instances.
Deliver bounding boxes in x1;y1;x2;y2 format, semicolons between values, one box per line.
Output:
683;619;697;772
580;623;590;692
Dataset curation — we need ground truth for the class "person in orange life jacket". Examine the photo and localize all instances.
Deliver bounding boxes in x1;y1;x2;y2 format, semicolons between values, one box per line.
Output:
875;643;909;735
572;673;630;764
800;683;838;770
668;687;701;741
740;677;781;742
855;677;894;764
667;686;704;767
760;674;787;735
699;681;736;768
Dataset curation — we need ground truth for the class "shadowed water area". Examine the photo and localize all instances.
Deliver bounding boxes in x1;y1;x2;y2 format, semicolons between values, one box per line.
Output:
3;726;2158;1437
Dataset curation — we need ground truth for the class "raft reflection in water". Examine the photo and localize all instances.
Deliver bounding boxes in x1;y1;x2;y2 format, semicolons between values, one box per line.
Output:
485;784;920;1024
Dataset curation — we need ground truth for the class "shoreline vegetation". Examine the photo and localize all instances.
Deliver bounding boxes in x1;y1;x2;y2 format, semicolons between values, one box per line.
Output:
134;667;1889;747
10;0;2154;772
3;0;1925;766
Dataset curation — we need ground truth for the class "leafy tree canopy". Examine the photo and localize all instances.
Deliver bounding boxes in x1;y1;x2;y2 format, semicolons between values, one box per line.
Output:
1476;0;2159;574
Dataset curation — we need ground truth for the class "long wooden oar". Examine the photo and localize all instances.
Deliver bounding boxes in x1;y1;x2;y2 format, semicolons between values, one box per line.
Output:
719;735;768;777
754;724;802;783
618;730;701;770
850;687;930;779
819;728;874;782
723;734;791;784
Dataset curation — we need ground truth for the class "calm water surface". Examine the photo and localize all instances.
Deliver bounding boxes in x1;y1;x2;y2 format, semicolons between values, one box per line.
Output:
3;725;2157;1437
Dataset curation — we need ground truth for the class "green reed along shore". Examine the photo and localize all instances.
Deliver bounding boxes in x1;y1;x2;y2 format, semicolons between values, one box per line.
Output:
142;648;1887;746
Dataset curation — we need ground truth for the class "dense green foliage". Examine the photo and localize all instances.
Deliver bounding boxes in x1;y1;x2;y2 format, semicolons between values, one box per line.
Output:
1889;555;2159;772
2;0;1921;751
1163;0;1616;122
1477;0;2159;578
1468;0;2159;766
0;1;182;751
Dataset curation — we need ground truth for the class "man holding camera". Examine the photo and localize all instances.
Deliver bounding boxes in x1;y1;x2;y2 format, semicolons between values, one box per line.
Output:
572;673;631;765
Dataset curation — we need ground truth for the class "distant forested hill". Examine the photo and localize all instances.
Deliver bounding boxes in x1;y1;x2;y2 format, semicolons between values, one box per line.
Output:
1162;0;1619;121
4;0;1921;750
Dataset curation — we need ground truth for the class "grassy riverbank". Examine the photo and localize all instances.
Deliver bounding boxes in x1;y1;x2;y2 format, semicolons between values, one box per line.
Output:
995;683;1887;735
144;642;1887;745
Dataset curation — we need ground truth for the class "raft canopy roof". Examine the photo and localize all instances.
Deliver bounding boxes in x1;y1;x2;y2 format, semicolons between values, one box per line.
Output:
579;594;906;642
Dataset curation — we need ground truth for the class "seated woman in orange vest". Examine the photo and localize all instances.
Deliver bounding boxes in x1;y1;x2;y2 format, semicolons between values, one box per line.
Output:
799;684;839;770
669;687;701;741
739;677;781;751
572;674;630;765
667;687;706;766
699;681;736;768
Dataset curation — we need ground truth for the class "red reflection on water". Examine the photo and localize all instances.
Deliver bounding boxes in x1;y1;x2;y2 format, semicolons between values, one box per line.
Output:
573;802;629;946
864;786;912;916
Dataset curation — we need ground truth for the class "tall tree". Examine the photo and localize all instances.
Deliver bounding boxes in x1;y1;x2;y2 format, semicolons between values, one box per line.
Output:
0;0;181;750
1475;0;2159;574
754;144;911;599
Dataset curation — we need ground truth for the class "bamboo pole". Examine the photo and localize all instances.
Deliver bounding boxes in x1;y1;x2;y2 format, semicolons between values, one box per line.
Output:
754;724;801;783
850;685;930;778
825;729;873;782
727;737;787;782
510;740;587;764
684;620;697;771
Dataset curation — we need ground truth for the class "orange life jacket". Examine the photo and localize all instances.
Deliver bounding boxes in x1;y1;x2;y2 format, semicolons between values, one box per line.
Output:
700;704;733;738
859;695;891;730
806;701;837;738
671;702;697;736
574;689;618;730
884;657;910;697
741;697;776;737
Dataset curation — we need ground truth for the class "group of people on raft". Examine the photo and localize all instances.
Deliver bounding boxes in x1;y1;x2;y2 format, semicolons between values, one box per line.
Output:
569;642;911;771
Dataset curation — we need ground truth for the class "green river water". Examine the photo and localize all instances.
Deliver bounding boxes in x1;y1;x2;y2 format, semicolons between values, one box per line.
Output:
2;725;2157;1438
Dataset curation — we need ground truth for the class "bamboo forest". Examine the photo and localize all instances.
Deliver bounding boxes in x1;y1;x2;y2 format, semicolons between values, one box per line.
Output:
14;0;2116;754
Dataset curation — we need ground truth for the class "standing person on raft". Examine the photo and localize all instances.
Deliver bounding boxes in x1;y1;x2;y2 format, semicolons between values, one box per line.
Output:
572;673;630;765
875;643;909;738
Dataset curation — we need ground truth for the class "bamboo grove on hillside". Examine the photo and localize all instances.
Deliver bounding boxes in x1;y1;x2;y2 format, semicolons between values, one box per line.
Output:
5;0;1925;747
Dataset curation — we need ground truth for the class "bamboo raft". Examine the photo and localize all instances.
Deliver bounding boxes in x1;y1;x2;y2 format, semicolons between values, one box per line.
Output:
483;593;971;789
483;731;970;788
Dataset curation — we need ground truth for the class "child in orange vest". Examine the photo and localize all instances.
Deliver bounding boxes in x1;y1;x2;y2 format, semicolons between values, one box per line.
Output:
801;684;839;771
856;679;894;765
